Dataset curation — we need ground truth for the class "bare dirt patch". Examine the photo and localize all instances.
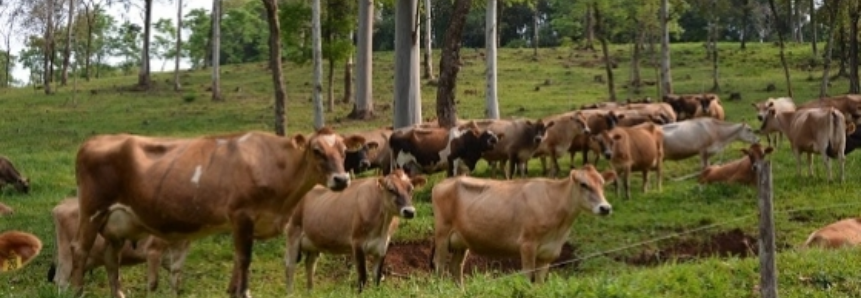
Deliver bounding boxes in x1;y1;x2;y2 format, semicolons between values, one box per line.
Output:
620;228;758;266
384;239;579;277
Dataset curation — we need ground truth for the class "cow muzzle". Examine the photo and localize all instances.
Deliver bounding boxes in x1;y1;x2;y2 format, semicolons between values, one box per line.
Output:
533;136;544;144
603;150;612;159
328;173;351;191
400;206;416;219
757;115;764;122
593;204;612;216
359;159;372;170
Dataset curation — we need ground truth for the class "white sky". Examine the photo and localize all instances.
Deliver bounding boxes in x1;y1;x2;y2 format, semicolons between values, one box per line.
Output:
4;0;211;85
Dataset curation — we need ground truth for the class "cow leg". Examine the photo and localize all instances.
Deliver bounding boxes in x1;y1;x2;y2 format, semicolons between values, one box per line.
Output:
807;152;815;178
656;159;663;192
581;147;590;166
534;259;552;284
70;210;104;295
839;152;846;182
372;253;387;287
822;152;832;182
353;245;369;292
624;167;632;200
165;241;190;295
227;215;254;298
449;249;468;287
284;227;302;293
700;151;710;169
519;243;537;283
792;149;803;178
641;170;649;193
550;150;561;178
304;251;320;292
507;155;517;180
539;156;549;176
432;232;451;276
146;244;163;292
104;238;126;298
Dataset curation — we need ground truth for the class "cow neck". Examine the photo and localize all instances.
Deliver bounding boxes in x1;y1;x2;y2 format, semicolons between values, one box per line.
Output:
356;184;398;239
773;110;796;135
550;179;582;224
282;141;325;207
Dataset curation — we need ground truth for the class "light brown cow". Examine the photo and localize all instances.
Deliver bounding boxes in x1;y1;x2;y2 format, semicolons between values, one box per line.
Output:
803;218;861;249
0;156;29;193
752;97;796;146
50;198;191;294
431;165;614;285
762;107;850;182
568;110;619;166
0;231;42;273
663;93;717;121
592;123;664;200
477;119;553;179
71;128;359;298
535;111;590;177
0;202;12;216
693;94;726;120
285;169;426;293
698;143;774;185
797;94;861;124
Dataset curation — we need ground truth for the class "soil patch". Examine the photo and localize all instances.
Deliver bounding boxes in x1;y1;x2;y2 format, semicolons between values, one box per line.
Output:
384;239;579;277
621;228;757;266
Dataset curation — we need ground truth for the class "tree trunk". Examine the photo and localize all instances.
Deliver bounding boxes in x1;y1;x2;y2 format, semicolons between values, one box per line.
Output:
261;0;288;136
84;3;93;82
583;3;595;51
740;0;749;50
594;4;615;101
312;0;325;129
820;0;841;97
43;0;54;94
211;0;222;101
138;0;153;89
630;29;643;93
768;0;793;98
174;0;183;91
61;0;74;86
485;0;499;119
710;1;720;92
327;58;335;112
794;0;802;42
810;0;817;57
659;0;672;96
531;0;539;59
349;0;374;120
422;0;434;79
435;0;471;128
850;3;860;94
394;0;422;129
3;35;10;87
341;54;353;104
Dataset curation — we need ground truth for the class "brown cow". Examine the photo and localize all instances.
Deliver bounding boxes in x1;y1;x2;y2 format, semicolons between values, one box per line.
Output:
803;218;861;249
50;198;191;294
762;107;850;182
0;202;12;216
568;110;619;166
797;94;861;124
343;127;391;174
698;143;774;185
0;231;42;273
285;169;426;293
752;97;796;146
0;156;29;193
535;112;590;177
431;165;614;285
592;123;664;200
663;93;716;121
694;94;726;120
477;119;552;179
70;127;358;298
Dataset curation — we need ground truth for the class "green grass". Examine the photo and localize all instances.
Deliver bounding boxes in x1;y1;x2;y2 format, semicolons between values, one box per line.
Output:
2;42;861;297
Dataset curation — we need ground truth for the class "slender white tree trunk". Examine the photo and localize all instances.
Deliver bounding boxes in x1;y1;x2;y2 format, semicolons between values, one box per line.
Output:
393;0;421;129
422;0;434;79
312;0;325;129
43;0;54;94
211;0;222;101
351;0;374;119
174;0;183;91
485;0;499;119
61;0;74;86
659;0;673;96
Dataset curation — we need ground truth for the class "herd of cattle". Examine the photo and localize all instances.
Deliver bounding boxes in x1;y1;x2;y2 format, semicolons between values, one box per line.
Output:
2;93;861;297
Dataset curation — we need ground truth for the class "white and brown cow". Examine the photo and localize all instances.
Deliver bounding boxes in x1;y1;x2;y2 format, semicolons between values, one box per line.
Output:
698;143;774;185
431;165;614;285
0;231;42;273
662;118;760;169
803;218;861;249
752;97;796;146
285;169;426;293
761;107;851;182
592;123;664;200
70;128;359;298
0;156;29;193
388;123;499;177
50;198;191;294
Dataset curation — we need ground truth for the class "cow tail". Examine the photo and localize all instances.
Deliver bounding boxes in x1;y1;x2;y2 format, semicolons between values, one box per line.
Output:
428;241;435;271
802;232;821;249
827;109;844;159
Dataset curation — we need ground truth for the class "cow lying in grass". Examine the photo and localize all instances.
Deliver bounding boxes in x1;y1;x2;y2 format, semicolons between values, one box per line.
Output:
699;143;774;185
0;231;42;273
803;218;861;249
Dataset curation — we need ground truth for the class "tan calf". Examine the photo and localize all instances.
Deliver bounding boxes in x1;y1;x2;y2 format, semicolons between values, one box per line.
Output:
568;110;619;166
694;94;725;120
535;111;590;177
699;144;774;185
50;198;191;293
593;123;664;200
803;218;861;249
0;231;42;273
752;97;796;146
762;107;850;182
431;165;614;285
286;169;426;293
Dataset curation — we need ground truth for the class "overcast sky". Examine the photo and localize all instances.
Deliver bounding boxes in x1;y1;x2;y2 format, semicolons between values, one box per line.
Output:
4;0;210;85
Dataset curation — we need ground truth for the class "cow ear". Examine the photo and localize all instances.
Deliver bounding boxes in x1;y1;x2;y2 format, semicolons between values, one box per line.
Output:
601;170;617;184
344;135;367;149
525;120;533;125
741;148;750;155
292;134;307;148
366;141;380;150
612;134;622;140
764;147;774;154
617;114;626;119
750;103;757;108
377;177;387;189
410;176;427;188
545;121;555;128
496;133;505;140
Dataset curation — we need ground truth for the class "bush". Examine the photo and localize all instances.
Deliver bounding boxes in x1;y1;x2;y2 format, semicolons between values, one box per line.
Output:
505;39;529;49
182;93;197;103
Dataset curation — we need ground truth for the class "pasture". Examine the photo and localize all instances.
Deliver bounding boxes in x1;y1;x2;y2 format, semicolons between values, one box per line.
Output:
2;42;861;297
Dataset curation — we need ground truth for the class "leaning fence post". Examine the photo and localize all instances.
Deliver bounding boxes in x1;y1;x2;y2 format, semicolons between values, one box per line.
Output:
757;160;778;298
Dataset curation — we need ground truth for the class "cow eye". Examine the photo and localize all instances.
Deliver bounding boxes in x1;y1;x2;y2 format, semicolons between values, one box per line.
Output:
313;147;325;157
579;182;589;190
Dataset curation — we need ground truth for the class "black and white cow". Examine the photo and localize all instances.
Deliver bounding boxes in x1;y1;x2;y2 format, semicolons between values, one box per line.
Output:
388;123;500;177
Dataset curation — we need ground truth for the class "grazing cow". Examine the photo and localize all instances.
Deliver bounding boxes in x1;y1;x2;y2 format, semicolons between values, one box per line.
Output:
70;127;357;298
431;165;614;285
50;198;191;294
694;94;725;120
0;231;42;273
388;124;499;177
592;123;664;200
803;218;861;249
698;144;774;185
761;107;850;182
285;170;426;293
798;94;861;124
662;118;760;169
478;119;552;179
0;202;12;216
535;112;590;177
663;93;716;120
752;97;796;146
0;156;29;193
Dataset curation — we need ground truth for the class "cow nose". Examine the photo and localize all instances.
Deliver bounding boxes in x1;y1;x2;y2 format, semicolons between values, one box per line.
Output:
329;174;351;191
597;205;612;215
603;151;612;159
533;136;543;144
583;127;591;134
359;160;371;170
757;115;764;121
400;207;416;219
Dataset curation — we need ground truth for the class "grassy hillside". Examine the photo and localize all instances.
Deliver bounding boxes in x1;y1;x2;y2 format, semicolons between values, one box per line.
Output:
2;42;861;298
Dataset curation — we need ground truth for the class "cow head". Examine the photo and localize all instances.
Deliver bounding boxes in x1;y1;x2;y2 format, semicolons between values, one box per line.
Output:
306;128;361;191
744;143;774;173
592;130;622;160
698;95;717;115
602;111;619;130
751;99;773;122
571;112;591;135
344;141;380;174
526;120;554;144
570;165;614;216
13;177;29;194
736;123;761;144
377;169;426;219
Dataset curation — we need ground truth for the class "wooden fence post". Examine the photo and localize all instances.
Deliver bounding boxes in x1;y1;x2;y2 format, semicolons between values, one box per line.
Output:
757;160;778;298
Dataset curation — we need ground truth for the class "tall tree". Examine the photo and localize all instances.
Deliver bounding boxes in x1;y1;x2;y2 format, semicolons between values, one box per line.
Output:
174;0;182;91
707;0;720;92
820;0;841;97
211;0;222;101
422;0;434;79
394;0;422;129
810;0;816;56
60;0;74;86
137;0;153;89
44;0;55;94
583;3;595;50
261;0;288;136
849;1;860;94
593;3;615;101
531;0;539;59
350;0;374;119
436;0;471;128
768;0;792;98
485;0;499;119
659;0;672;96
0;5;17;87
312;0;324;128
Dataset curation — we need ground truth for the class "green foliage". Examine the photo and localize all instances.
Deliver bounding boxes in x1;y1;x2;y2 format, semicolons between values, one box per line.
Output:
279;0;312;64
182;8;211;68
